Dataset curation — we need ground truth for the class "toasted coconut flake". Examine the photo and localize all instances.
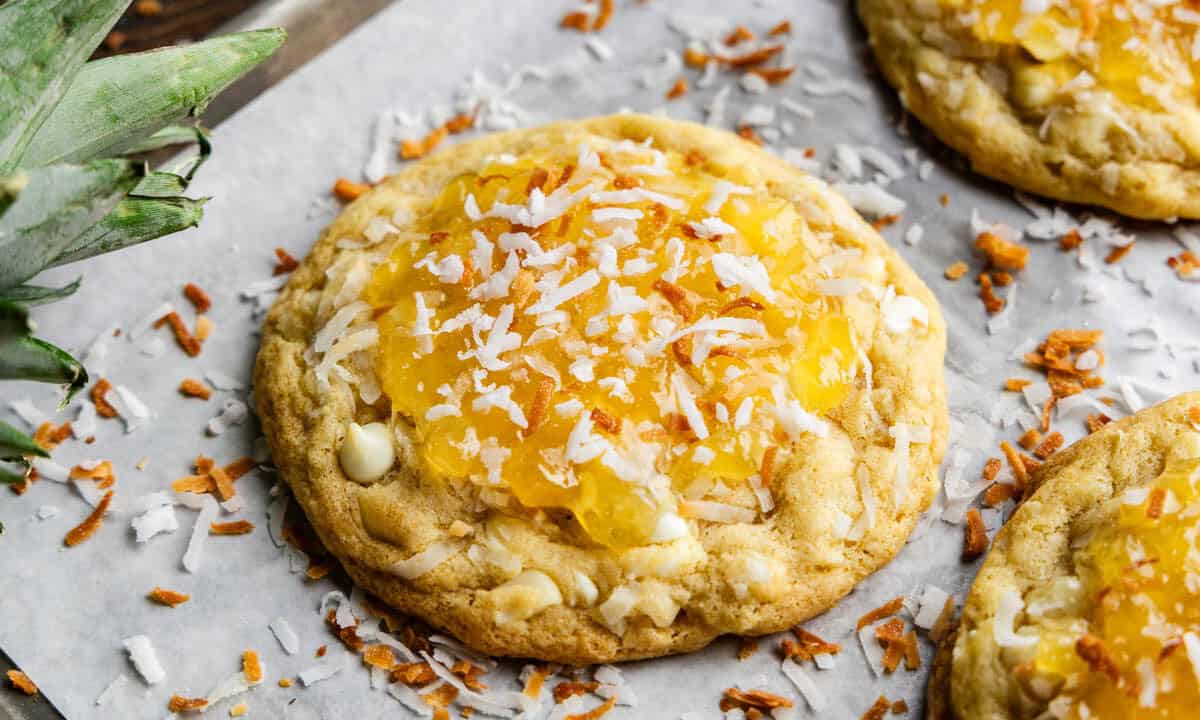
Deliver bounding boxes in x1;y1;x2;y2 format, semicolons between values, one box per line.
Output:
1033;431;1064;459
333;177;370;202
722;688;793;711
156;311;202;356
242;650;263;684
768;20;792;36
523;378;556;437
736;637;759;660
274;247;300;275
983;482;1016;507
1005;378;1032;392
183;283;211;313
979;273;1005;314
392;662;438;687
1000;441;1029;493
944;261;968;281
148;587;190;607
975;231;1028;271
856;596;903;631
860;696;891;720
178;378;212;400
211;520;255;536
6;670;36;696
963;509;988;559
1018;428;1041;451
65;489;113;546
90;378;118;418
168;695;208;712
1105;241;1135;264
747;66;796;84
364;644;397;670
736;125;764;145
1076;634;1121;683
666;77;688;100
589;407;621;435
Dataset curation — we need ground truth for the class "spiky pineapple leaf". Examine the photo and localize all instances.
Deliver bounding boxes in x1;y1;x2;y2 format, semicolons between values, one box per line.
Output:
0;159;143;289
0;301;87;399
0;420;47;461
49;196;207;268
130;128;211;198
0;277;81;306
0;0;131;172
20;29;286;167
121;124;206;156
0;463;29;487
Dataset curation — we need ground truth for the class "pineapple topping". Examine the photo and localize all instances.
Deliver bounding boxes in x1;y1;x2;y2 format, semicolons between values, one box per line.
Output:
945;0;1200;113
360;138;861;548
1023;436;1200;718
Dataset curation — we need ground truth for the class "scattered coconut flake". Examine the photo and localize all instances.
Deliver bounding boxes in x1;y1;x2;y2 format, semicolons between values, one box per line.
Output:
857;624;886;676
95;673;128;706
207;398;249;436
678;499;756;524
132;504;178;543
204;370;245;391
740;72;769;94
904;224;923;246
73;402;97;437
123;635;166;685
585;37;614;62
8;398;45;428
266;493;288;548
914;585;952;630
298;657;345;687
781;658;827;711
108;384;151;433
35;505;59;520
30;457;68;483
182;495;219;573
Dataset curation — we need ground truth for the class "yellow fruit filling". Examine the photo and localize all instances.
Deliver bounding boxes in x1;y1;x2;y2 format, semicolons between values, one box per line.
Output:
944;0;1200;109
1031;453;1200;718
362;139;859;547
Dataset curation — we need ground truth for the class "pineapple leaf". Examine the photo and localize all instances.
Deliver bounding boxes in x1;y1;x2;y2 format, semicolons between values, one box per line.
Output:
0;159;143;289
0;301;87;399
121;124;207;156
0;420;47;461
49;195;208;268
0;277;81;306
0;463;30;486
130;128;211;198
0;0;131;172
19;28;286;167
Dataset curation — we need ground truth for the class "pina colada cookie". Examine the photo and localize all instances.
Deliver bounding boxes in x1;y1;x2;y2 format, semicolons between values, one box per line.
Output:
255;115;947;663
928;393;1200;719
859;0;1200;219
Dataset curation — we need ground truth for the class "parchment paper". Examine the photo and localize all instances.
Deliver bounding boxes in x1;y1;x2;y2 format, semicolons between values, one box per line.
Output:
3;1;1198;718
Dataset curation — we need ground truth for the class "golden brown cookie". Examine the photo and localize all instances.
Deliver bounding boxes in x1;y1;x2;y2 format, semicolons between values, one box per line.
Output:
255;114;947;663
932;392;1200;718
858;0;1200;220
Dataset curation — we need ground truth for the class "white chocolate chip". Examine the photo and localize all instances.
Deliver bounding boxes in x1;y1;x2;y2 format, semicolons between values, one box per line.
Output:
338;422;395;484
490;570;563;623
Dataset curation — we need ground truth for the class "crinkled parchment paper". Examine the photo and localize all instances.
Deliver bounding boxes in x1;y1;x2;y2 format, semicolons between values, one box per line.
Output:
2;1;1198;718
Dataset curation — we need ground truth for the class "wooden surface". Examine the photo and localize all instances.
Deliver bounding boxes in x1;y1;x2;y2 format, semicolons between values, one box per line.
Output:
94;0;261;57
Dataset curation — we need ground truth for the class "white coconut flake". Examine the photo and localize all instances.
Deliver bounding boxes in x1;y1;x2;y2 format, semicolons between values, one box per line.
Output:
131;504;178;543
266;493;288;547
8;398;45;428
390;539;463;579
123;635;166;685
108;384;151;433
585;36;613;62
270;617;300;655
914;585;952;630
679;500;756;524
30;457;68;483
672;372;708;440
781;658;828;711
95;673;128;706
833;182;906;217
206;398;249;436
35;505;59;520
181;495;218;573
710;253;776;301
299;657;345;687
204;370;245;391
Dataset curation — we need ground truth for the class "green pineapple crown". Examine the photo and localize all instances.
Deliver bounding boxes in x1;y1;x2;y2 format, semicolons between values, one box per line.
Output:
0;0;285;484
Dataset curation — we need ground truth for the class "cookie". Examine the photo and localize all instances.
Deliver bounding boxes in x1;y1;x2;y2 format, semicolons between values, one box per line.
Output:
254;114;948;664
930;392;1200;719
857;0;1200;220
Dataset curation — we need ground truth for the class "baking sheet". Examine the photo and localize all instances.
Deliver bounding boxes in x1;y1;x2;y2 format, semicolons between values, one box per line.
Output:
2;1;1198;718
